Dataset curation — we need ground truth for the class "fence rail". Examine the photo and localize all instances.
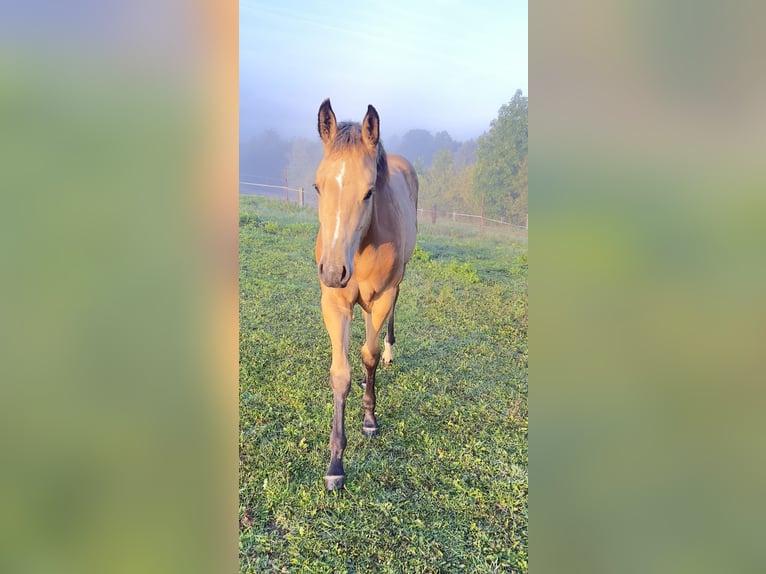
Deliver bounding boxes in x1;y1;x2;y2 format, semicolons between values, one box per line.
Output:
240;180;527;236
240;181;309;205
417;207;527;230
240;182;303;193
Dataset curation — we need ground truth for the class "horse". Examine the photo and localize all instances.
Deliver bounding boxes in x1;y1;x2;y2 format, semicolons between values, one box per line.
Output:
313;99;418;490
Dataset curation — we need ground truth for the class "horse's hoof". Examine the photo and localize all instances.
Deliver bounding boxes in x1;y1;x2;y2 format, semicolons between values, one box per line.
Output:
324;474;345;490
362;425;379;437
359;377;367;390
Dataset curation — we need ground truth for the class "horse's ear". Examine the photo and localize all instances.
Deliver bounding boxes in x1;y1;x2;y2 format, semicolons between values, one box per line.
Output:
318;99;337;144
361;105;380;149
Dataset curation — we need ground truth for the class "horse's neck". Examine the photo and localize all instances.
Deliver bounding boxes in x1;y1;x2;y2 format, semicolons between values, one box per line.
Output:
364;185;392;246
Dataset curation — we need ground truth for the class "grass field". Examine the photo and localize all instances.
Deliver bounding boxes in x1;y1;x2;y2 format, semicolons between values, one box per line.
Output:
239;195;528;573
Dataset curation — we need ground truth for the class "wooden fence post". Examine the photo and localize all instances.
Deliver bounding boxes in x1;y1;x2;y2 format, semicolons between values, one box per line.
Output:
431;204;437;224
480;194;485;232
284;168;289;202
298;187;304;207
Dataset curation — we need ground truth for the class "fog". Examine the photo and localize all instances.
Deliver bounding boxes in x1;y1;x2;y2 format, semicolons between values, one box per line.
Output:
241;87;503;143
240;0;527;143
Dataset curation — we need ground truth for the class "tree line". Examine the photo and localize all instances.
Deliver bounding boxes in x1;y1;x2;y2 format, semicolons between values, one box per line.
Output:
240;90;528;225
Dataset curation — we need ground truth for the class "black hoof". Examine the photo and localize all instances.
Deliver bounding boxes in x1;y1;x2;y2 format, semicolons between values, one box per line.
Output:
362;425;379;437
324;474;345;490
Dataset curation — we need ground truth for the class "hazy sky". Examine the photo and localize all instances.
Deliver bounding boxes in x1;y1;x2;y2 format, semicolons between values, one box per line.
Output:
240;0;527;142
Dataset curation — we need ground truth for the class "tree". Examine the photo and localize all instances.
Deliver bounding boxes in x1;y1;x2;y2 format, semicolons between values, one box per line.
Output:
453;139;477;170
240;129;290;184
474;90;528;224
394;129;457;168
396;129;436;166
451;163;480;215
425;148;455;209
287;137;323;194
434;131;458;154
509;156;527;224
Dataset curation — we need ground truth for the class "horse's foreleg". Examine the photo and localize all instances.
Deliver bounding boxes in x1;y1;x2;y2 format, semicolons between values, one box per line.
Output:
322;293;352;490
360;289;397;436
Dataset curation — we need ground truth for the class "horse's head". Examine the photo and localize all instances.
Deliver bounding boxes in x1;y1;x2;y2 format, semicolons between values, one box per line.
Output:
314;99;387;288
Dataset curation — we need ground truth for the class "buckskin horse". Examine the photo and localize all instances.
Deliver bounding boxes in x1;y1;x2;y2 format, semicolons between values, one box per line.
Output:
313;99;418;490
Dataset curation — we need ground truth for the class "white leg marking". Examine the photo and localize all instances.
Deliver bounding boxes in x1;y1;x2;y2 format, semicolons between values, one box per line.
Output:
382;341;394;365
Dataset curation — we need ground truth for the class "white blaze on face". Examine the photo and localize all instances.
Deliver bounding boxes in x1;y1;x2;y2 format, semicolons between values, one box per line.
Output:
331;162;346;249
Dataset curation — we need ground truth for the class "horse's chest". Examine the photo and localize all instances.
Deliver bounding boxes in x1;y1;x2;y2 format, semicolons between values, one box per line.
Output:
354;267;401;313
355;278;394;311
352;237;402;311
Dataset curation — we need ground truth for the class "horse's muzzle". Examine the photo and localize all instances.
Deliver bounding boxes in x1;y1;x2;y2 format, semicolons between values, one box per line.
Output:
318;262;351;288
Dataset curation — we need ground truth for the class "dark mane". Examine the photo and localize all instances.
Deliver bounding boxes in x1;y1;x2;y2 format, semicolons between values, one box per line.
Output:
331;122;389;189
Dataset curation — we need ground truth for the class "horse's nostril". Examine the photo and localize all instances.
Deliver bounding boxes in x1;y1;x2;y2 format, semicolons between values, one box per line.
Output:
319;263;324;275
340;266;347;282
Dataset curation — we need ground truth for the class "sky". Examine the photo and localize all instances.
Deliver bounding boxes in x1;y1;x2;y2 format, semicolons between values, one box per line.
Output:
240;0;527;143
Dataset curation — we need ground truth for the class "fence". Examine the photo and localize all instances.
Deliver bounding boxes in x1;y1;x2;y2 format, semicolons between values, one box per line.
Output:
417;205;527;231
240;180;526;238
240;181;312;206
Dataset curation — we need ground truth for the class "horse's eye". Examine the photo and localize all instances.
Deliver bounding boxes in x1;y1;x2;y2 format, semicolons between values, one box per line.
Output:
313;184;320;195
363;188;374;201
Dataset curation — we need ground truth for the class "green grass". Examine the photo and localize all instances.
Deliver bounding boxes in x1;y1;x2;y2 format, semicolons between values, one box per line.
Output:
239;196;528;573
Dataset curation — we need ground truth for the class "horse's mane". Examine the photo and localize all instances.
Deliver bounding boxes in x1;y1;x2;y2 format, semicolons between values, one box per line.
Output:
331;122;389;190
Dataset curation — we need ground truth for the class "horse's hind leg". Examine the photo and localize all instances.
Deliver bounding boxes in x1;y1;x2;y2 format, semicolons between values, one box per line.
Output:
360;289;397;436
382;286;399;366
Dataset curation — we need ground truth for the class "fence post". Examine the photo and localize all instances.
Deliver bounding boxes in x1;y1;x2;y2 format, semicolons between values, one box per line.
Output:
298;187;304;207
431;204;437;224
452;211;456;222
284;168;289;202
480;194;485;233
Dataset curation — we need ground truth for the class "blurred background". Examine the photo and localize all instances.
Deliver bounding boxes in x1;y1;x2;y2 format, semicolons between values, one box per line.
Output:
532;1;766;572
2;0;765;572
1;1;237;573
